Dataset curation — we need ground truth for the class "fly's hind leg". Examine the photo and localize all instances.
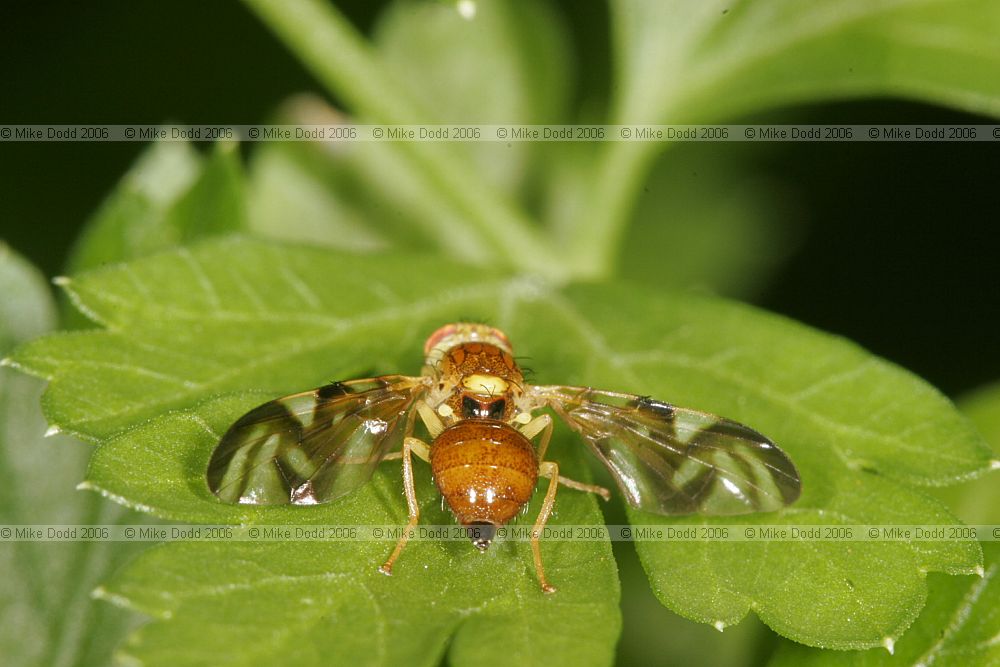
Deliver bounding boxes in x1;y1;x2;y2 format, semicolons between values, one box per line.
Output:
378;436;430;576
531;460;561;593
518;414;611;501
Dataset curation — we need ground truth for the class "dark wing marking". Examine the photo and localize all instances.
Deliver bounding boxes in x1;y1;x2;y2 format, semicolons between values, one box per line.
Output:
531;386;801;515
207;375;425;505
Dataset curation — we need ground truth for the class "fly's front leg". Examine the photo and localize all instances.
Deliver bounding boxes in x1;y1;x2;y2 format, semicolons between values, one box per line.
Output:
519;413;611;501
378;436;430;576
417;399;447;438
518;412;553;459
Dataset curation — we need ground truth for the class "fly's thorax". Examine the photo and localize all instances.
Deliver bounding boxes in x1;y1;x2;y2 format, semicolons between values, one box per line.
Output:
430;420;538;531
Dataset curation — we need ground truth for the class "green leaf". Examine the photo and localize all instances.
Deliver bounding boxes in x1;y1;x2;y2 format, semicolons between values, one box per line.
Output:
771;386;1000;667
67;139;246;275
960;382;1000;449
612;0;1000;125
578;0;1000;276
0;243;55;347
930;384;1000;526
550;292;988;649
0;244;145;667
67;140;201;274
615;535;773;667
769;542;1000;666
955;384;1000;521
767;385;1000;664
161;140;247;242
245;139;389;254
7;239;993;655
94;395;620;667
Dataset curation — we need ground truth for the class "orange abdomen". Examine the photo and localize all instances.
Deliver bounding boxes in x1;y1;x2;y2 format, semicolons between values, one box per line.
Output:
431;421;538;527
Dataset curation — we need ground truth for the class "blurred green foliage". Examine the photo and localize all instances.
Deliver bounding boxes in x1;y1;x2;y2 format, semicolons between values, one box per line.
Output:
1;1;999;665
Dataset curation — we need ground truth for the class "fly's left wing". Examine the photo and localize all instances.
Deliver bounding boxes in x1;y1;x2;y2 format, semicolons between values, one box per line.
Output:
530;386;801;515
207;375;426;505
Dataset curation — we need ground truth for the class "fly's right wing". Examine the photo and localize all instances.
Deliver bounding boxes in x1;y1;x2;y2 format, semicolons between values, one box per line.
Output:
531;385;801;515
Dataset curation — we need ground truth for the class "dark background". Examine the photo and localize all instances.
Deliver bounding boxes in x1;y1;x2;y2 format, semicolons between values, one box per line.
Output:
2;0;998;399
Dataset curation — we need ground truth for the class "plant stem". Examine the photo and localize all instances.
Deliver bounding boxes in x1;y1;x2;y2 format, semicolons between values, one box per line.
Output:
570;140;659;279
241;0;568;280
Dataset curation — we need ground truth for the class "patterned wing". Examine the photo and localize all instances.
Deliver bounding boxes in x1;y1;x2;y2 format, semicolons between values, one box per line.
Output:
207;375;426;505
532;386;801;515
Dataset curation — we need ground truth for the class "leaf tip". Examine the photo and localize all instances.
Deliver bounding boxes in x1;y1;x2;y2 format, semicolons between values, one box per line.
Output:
975;565;986;578
44;424;61;438
882;636;895;654
0;357;10;368
990;459;1000;471
712;620;726;632
52;275;71;287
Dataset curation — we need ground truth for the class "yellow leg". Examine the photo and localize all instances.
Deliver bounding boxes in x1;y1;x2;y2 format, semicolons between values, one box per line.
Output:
532;461;561;594
519;413;553;459
557;475;611;501
520;414;611;501
379;436;430;576
382;399;443;463
416;400;446;438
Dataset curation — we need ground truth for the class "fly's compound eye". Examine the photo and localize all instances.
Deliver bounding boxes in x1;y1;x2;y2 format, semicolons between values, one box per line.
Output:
488;399;506;420
461;395;507;420
462;395;481;419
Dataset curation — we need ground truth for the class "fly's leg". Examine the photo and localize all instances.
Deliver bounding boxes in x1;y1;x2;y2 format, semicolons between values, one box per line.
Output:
379;400;441;575
519;414;611;501
417;400;447;438
381;400;444;463
555;476;611;501
519;413;554;459
532;460;561;593
378;436;430;576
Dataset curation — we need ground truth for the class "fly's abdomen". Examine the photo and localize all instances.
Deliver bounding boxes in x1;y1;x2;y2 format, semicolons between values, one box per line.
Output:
430;420;538;528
